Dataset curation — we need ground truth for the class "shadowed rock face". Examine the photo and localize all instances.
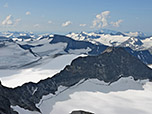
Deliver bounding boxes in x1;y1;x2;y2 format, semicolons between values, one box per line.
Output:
0;47;152;114
53;47;152;85
0;84;18;114
70;110;94;114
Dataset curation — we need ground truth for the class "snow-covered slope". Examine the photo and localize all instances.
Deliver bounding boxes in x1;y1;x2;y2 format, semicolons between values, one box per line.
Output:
142;37;152;49
0;40;40;69
119;37;144;50
22;37;67;57
12;77;152;114
17;34;107;57
66;32;152;64
124;31;146;37
67;31;152;50
0;54;86;87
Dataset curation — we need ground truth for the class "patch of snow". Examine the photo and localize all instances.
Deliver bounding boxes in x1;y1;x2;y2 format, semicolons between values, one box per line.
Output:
32;87;38;95
49;34;54;37
138;55;141;60
148;65;152;69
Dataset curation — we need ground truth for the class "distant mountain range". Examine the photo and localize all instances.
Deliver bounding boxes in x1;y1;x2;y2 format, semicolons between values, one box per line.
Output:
0;31;152;69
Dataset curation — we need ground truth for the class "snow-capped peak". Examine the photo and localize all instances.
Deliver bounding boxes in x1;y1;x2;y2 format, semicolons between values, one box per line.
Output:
124;31;146;37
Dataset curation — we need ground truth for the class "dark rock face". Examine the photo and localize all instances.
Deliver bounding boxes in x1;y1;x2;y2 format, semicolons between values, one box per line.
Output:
0;84;18;114
0;47;152;113
53;47;152;84
0;96;14;114
70;110;94;114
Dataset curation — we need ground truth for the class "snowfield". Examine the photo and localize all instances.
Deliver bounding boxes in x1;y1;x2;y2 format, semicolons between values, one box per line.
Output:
12;77;152;114
142;37;152;49
0;41;40;69
16;37;68;57
31;42;67;57
67;32;130;46
0;54;85;87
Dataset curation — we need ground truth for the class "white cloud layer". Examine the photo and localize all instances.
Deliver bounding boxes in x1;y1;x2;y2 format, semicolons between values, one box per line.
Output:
111;20;123;27
2;15;13;25
26;11;31;15
80;24;86;27
62;21;72;27
93;11;110;28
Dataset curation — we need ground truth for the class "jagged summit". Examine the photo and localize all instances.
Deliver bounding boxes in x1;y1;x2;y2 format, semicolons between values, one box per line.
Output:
102;46;115;53
62;47;152;83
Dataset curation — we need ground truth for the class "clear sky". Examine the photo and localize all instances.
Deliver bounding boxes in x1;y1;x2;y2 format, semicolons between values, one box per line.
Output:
0;0;152;34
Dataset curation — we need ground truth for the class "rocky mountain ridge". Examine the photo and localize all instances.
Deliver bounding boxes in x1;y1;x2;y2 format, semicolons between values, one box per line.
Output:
0;47;152;114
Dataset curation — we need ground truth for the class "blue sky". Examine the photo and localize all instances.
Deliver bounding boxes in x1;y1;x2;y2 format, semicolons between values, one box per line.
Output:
0;0;152;34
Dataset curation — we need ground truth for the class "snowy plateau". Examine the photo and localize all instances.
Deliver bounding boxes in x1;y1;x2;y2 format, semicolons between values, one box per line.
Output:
0;30;152;114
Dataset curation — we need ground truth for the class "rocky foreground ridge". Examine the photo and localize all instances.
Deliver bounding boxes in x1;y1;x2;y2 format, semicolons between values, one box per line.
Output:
0;47;152;114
